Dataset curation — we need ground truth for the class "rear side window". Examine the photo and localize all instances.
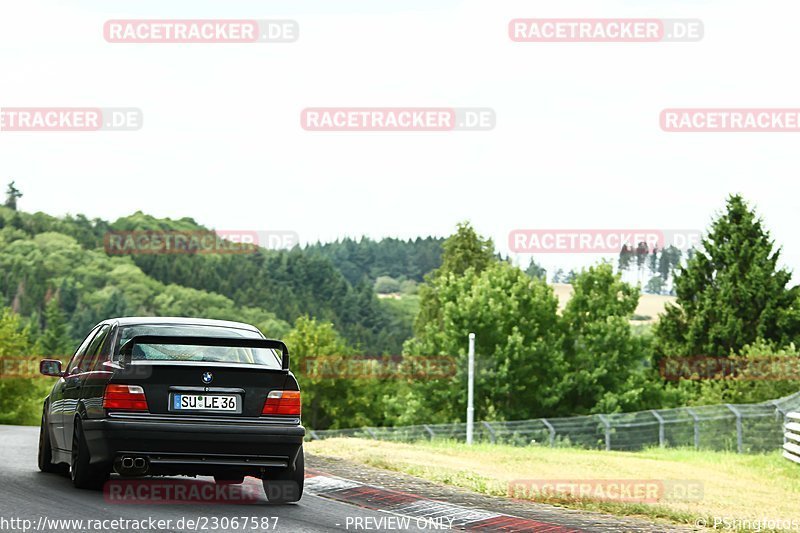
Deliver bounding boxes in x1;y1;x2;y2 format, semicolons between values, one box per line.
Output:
67;326;100;374
85;325;112;371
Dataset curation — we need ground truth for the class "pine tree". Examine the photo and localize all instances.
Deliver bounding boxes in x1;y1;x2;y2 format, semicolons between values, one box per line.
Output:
634;241;649;273
656;195;800;357
645;275;665;295
648;247;659;276
437;222;494;277
658;245;680;282
37;299;73;357
618;245;633;272
414;222;496;339
4;181;22;210
525;259;547;280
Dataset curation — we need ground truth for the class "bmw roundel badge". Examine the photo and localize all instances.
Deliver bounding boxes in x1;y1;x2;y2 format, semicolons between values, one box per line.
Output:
202;371;213;384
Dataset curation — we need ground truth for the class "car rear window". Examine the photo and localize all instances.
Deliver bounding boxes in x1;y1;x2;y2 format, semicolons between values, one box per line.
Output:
115;324;282;369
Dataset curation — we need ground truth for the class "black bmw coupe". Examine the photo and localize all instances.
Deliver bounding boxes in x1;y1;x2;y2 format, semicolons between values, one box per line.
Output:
37;317;305;503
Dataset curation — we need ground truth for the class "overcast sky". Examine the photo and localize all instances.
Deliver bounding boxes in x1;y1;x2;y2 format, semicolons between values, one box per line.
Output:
1;0;798;278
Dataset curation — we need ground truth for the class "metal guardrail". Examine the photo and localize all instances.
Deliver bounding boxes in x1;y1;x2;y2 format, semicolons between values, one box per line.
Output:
309;391;800;454
783;412;800;464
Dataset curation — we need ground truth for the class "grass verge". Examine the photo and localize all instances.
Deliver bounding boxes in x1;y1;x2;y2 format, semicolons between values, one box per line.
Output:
306;438;800;529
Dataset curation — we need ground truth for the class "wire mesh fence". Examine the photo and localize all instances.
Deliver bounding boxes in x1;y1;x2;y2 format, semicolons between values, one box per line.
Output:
307;391;800;453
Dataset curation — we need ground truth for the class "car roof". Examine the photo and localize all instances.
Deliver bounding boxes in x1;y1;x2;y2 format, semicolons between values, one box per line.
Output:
105;316;262;333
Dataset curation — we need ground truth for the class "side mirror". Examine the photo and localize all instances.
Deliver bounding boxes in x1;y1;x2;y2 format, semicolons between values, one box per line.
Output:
40;359;63;377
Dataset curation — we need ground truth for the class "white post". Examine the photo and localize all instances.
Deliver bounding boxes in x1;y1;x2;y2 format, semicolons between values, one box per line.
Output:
466;332;475;445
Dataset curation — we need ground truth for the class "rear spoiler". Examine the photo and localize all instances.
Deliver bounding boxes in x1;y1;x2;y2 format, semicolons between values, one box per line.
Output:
119;335;290;370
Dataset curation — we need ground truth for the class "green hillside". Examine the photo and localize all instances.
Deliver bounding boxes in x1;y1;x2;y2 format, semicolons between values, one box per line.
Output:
0;207;438;353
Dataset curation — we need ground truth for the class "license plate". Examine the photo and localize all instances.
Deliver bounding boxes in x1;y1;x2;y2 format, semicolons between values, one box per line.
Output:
172;394;238;411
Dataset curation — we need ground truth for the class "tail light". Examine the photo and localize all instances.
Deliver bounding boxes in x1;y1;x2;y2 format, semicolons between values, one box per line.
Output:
262;390;301;416
103;384;148;411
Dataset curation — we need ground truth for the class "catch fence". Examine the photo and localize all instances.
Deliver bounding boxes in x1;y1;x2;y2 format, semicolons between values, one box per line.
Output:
308;391;800;453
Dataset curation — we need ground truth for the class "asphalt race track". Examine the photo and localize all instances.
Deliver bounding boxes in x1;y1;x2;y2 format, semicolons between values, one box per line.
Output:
0;425;689;533
0;426;433;533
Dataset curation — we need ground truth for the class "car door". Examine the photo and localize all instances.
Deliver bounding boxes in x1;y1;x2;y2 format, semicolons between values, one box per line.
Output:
50;326;99;451
81;323;117;420
62;325;109;449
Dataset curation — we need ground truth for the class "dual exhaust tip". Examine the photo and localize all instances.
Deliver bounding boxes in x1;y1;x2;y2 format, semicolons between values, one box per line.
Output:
117;455;148;474
121;456;146;469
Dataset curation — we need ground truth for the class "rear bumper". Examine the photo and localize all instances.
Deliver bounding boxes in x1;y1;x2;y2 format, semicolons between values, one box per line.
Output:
82;414;305;472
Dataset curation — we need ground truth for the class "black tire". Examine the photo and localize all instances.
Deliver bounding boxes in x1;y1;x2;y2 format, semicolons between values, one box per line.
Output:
38;412;67;474
262;446;304;503
70;418;108;490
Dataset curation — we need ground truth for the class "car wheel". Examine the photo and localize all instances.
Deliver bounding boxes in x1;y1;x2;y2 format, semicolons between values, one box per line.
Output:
38;412;67;474
262;446;304;504
70;418;108;490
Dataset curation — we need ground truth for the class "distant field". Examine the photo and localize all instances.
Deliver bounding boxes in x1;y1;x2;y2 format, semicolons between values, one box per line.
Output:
307;438;800;529
380;285;677;324
552;283;676;323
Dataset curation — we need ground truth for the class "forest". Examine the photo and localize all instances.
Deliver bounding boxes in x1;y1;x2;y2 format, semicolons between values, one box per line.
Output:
1;191;798;429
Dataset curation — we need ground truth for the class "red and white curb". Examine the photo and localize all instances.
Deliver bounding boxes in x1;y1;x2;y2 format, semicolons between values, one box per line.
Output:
304;470;579;532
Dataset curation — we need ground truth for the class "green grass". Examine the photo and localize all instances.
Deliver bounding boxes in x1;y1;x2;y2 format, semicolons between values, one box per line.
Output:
307;438;800;530
0;377;52;425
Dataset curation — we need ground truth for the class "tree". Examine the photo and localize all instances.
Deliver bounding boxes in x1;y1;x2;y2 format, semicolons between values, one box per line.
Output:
0;308;49;425
4;181;22;210
437;222;494;277
618;244;633;272
634;241;649;274
0;308;30;357
648;247;659;276
525;259;547;280
645;275;666;295
374;276;401;294
285;316;383;429
399;279;418;295
408;224;557;423
405;259;566;423
688;339;800;406
560;263;661;414
656;195;800;358
37;298;73;356
658;245;682;282
413;222;496;342
551;268;564;284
